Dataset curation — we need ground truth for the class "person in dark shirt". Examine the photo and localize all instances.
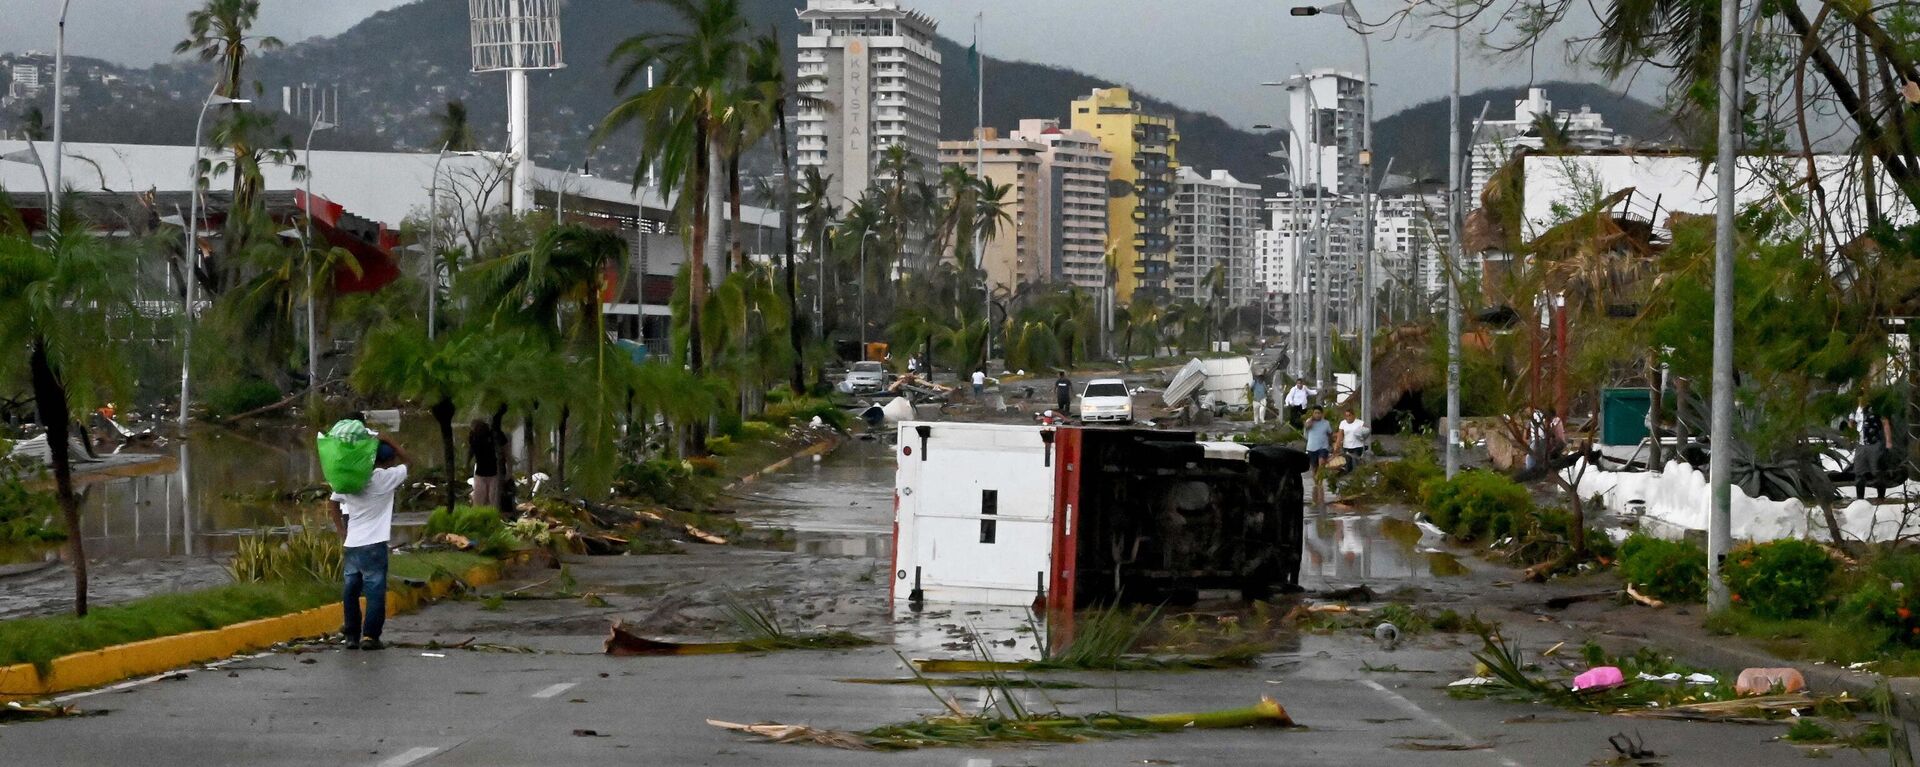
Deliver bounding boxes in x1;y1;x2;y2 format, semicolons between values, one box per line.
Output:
1055;372;1072;416
468;420;502;508
1855;400;1892;500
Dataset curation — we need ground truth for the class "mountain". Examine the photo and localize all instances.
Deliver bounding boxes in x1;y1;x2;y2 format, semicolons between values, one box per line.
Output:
4;1;1674;200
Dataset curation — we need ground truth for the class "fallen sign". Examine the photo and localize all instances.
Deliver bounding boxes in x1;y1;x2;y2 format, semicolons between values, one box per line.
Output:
707;696;1296;751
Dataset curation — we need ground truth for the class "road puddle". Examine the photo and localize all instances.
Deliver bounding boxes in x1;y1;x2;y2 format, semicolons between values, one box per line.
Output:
1300;508;1466;586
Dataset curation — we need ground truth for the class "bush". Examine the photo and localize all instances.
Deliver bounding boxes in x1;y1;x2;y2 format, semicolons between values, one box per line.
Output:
615;458;696;505
1618;534;1707;603
1421;470;1533;540
1338;439;1443;504
0;446;61;544
1724;539;1836;620
762;396;849;430
423;504;519;556
203;377;282;417
737;420;783;442
1836;551;1920;646
229;517;344;584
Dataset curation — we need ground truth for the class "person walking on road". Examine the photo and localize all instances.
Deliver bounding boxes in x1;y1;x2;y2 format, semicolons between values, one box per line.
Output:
1284;381;1316;426
1303;407;1333;470
1055;371;1072;416
1337;408;1370;475
1251;377;1269;425
971;369;987;397
1855;399;1893;500
330;436;409;651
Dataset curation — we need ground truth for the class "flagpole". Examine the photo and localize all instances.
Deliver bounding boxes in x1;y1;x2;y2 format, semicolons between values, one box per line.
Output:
975;12;990;370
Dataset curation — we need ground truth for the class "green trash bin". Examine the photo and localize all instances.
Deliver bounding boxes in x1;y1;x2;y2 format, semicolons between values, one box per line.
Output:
1600;388;1653;446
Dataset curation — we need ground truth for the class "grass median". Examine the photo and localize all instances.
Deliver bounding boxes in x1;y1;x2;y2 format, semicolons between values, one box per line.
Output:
0;551;496;673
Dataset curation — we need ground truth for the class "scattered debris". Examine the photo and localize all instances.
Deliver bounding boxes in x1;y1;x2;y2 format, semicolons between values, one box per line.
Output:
0;701;100;721
835;677;1089;689
1734;668;1807;696
1624;584;1664;608
602;596;874;656
1374;622;1401;651
708;696;1295;751
1573;667;1626;692
1608;731;1657;759
571;729;609;738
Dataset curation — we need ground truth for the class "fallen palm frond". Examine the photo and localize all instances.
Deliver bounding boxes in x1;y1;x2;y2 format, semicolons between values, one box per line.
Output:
602;596;875;656
1616;694;1827;724
708;696;1295;751
835;677;1090;689
912;644;1264;674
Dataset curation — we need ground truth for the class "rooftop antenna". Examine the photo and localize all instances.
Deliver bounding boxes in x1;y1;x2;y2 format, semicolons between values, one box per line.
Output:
468;0;564;215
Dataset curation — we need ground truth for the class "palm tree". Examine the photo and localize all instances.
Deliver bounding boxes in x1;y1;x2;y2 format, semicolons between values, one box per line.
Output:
176;0;282;220
468;223;629;346
795;168;837;347
0;195;136;616
744;31;806;393
351;323;479;516
598;0;753;375
435;100;480;153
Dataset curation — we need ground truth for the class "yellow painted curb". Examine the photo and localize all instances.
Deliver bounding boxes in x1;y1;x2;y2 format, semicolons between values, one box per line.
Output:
0;561;503;703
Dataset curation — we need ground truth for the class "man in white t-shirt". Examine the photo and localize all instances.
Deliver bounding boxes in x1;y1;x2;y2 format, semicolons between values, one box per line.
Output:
1336;409;1369;475
971;369;987;397
329;436;410;650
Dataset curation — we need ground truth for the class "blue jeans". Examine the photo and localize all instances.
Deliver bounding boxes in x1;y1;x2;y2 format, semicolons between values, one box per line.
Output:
342;543;389;640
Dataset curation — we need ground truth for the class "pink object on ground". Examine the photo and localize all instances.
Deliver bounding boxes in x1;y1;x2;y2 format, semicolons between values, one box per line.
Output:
1571;666;1625;692
1734;667;1807;696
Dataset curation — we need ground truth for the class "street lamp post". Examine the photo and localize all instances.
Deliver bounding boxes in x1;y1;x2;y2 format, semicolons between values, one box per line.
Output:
302;114;335;404
178;89;250;432
50;0;72;228
1444;9;1464;477
1291;1;1376;420
1707;0;1743;613
857;226;878;353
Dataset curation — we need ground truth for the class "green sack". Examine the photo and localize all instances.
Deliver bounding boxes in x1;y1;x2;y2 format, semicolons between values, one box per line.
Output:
317;421;378;494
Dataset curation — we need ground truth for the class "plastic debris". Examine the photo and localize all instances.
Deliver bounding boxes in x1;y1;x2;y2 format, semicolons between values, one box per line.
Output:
1734;667;1807;696
1448;676;1496;687
1374;622;1400;651
1571;666;1625;692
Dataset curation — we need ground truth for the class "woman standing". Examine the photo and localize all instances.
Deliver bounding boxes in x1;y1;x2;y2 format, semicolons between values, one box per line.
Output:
468;420;502;509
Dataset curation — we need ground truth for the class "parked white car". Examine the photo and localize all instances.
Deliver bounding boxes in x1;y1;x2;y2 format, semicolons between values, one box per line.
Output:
1077;379;1133;424
836;361;888;395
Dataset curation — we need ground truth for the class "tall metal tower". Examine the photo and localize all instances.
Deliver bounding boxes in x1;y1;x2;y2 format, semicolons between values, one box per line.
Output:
468;0;564;214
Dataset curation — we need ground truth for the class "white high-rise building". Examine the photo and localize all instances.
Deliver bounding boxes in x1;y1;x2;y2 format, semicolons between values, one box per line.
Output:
1282;69;1367;197
1255;194;1364;334
9;62;43;100
1173;167;1261;308
1372;190;1450;316
1468;88;1628;204
1010;119;1112;292
795;0;942;205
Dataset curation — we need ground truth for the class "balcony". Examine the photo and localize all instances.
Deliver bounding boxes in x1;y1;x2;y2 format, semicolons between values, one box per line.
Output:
1136;180;1172;201
1133;154;1170;175
1134;234;1173;255
1132;207;1171;228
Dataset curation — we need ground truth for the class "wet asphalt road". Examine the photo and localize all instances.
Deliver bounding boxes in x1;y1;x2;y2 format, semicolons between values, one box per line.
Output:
0;438;1882;765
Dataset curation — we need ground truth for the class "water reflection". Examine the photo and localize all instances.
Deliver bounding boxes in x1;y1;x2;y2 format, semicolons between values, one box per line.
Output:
4;419;441;565
1299;509;1466;586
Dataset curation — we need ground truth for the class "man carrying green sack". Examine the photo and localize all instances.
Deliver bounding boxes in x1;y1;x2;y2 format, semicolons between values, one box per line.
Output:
317;415;379;494
329;436;410;651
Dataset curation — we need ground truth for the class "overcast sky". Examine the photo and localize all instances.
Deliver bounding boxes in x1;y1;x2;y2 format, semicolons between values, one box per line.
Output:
0;0;1636;126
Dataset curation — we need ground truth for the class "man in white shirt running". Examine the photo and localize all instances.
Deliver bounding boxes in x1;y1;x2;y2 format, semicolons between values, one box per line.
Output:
1283;381;1316;426
329;436;410;650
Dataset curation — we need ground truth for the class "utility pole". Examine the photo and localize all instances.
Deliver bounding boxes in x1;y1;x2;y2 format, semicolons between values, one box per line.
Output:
49;0;71;225
1357;29;1374;423
1444;10;1464;477
1707;0;1743;613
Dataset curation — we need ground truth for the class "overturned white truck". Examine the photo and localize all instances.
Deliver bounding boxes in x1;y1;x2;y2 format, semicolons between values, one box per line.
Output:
889;422;1308;625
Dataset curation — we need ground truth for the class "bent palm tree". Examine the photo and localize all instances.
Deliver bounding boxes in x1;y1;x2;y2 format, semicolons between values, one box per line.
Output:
0;195;136;616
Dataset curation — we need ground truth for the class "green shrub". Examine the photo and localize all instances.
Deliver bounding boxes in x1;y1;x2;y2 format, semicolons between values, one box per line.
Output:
229;517;344;584
762;396;849;430
1421;470;1533;540
423;504;519;555
737;420;783;442
1339;440;1444;504
1724;539;1835;620
705;435;737;455
203;377;282;417
615;458;700;506
1618;534;1707;603
1234;422;1301;446
0;445;61;544
1834;550;1920;645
